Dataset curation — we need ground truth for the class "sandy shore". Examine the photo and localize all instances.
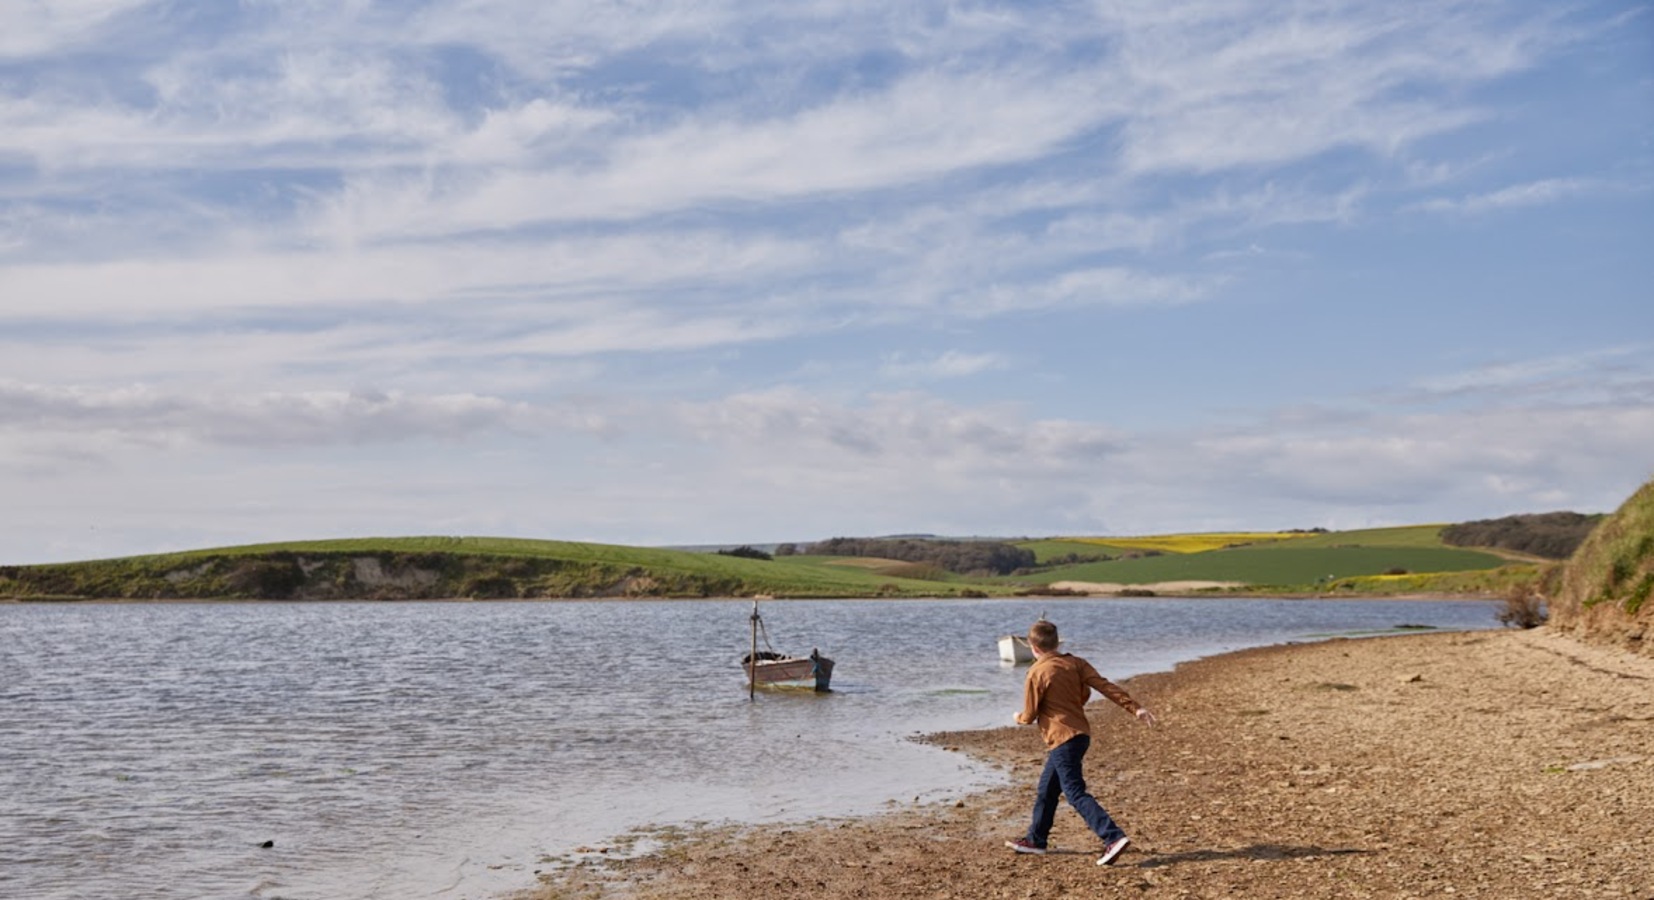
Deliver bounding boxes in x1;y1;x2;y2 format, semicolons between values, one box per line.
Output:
521;627;1653;899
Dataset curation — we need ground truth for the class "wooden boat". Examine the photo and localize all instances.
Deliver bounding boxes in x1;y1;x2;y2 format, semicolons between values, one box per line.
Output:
744;602;834;694
742;648;835;692
998;634;1034;664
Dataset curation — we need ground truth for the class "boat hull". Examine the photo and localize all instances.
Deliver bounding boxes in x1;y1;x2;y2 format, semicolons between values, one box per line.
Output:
745;650;834;692
998;634;1033;664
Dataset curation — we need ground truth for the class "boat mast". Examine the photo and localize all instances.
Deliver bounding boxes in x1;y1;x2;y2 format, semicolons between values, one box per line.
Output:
749;600;760;700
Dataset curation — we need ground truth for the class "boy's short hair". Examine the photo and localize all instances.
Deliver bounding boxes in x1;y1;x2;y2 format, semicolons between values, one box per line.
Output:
1028;620;1059;652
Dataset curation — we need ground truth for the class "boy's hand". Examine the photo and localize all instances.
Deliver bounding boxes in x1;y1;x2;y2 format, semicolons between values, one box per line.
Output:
1135;708;1157;726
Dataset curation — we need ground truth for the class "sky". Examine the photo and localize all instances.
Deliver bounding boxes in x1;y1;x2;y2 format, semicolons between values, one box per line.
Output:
2;1;1652;564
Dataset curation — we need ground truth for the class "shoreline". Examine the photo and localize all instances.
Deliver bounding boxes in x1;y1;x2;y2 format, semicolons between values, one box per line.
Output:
522;627;1653;899
0;589;1498;603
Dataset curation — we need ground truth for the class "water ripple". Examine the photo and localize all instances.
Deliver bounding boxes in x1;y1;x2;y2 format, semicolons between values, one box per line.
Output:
1;597;1498;899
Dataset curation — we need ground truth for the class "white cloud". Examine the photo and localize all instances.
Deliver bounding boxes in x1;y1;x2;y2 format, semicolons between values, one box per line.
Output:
406;0;738;76
1087;1;1568;176
879;351;1009;380
311;66;1117;242
0;230;817;316
3;373;1649;562
1;53;456;175
1412;177;1599;216
1405;346;1654;407
665;384;1654;539
957;266;1214;316
678;386;1119;471
0;0;151;58
0;379;604;449
0;0;1643;563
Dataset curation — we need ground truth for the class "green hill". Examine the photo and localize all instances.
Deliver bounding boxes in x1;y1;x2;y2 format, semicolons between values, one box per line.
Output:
0;537;978;601
1017;526;1509;589
1549;479;1654;657
0;519;1570;602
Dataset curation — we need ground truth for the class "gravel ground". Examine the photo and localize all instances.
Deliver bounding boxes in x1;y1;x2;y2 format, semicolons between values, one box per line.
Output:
519;627;1654;899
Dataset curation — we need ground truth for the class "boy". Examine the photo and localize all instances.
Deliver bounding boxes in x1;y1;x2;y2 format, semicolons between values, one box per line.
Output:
1005;619;1156;866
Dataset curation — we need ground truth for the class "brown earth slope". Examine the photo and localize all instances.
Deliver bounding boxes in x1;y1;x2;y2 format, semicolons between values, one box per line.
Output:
1549;478;1654;658
522;627;1654;900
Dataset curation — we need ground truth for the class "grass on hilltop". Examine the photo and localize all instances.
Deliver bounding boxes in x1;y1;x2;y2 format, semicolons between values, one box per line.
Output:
0;523;1549;601
1017;526;1508;589
1021;545;1508;588
1042;531;1319;555
0;536;983;601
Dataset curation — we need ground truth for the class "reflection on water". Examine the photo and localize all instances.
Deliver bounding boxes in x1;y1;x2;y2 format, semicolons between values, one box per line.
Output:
0;597;1498;899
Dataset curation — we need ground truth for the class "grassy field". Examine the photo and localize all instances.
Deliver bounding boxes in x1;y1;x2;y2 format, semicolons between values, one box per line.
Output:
0;537;980;601
1252;524;1450;549
1022;545;1508;587
1;523;1536;601
1032;531;1318;555
1020;525;1507;588
1327;566;1543;597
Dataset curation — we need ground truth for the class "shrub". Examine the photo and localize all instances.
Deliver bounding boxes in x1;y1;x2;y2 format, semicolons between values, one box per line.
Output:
1628;573;1653;616
804;537;1035;575
1497;583;1547;629
717;545;773;561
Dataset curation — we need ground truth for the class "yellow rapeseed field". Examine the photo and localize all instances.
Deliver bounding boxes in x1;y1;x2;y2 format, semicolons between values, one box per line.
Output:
1065;532;1316;554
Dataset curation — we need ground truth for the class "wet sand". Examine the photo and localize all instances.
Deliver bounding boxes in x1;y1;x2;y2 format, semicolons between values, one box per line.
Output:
520;627;1654;899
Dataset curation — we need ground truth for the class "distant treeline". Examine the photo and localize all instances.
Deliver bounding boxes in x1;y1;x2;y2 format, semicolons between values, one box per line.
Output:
1440;512;1604;560
797;537;1036;575
716;545;773;561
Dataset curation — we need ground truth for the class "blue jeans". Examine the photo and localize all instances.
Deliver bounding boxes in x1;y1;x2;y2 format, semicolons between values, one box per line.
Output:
1026;734;1126;846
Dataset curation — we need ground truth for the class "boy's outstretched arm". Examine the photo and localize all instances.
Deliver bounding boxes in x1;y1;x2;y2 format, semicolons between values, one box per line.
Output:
1083;664;1157;725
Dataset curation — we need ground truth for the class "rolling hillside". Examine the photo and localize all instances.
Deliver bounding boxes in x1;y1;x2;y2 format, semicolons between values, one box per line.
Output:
1016;526;1510;589
0;537;978;601
0;519;1572;602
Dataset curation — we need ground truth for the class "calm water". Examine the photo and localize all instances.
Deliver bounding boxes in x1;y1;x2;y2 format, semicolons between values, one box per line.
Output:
0;596;1499;899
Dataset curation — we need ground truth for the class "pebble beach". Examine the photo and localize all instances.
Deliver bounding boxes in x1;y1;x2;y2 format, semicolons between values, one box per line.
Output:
523;626;1654;899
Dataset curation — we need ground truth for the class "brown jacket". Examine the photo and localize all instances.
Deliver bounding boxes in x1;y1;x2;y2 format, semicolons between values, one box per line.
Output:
1016;652;1141;750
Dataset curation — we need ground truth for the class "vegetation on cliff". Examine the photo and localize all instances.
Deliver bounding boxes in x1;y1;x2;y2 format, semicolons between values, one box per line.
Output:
1547;478;1654;656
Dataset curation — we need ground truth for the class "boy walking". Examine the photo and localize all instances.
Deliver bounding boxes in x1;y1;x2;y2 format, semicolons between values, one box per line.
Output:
1005;619;1156;866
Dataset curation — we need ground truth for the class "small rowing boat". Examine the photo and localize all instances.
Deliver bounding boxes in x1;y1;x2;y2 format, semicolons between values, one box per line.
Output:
743;602;835;694
998;634;1034;664
741;648;835;692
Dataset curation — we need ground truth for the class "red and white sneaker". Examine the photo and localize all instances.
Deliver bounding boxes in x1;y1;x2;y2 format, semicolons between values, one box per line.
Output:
1097;836;1130;866
1004;838;1047;855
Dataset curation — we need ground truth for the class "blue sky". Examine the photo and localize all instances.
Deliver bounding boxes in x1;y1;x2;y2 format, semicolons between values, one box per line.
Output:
2;1;1651;564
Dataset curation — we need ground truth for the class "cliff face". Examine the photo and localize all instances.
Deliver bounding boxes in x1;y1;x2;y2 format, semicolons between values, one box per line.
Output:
0;552;735;601
1548;478;1654;657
